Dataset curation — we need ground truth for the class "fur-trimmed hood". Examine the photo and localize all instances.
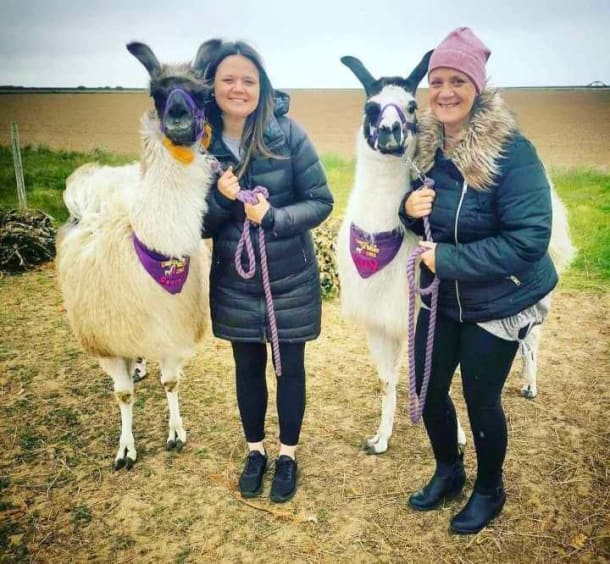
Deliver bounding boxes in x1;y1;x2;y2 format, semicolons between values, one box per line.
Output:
414;88;518;190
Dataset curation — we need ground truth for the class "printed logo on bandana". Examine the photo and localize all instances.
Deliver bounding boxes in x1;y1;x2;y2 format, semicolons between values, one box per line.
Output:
349;223;403;279
133;235;190;294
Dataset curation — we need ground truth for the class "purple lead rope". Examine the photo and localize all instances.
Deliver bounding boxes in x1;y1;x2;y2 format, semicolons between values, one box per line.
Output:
406;177;439;423
234;186;282;377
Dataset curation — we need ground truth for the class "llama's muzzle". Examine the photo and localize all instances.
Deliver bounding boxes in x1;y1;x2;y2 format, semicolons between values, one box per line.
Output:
161;88;205;147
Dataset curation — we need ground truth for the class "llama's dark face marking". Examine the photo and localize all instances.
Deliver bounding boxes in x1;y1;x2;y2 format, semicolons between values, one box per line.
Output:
363;83;418;155
150;76;208;146
127;42;211;147
340;52;432;156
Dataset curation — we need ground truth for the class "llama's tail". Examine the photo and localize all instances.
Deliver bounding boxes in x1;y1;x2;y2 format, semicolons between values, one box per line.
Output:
63;162;138;221
549;184;577;274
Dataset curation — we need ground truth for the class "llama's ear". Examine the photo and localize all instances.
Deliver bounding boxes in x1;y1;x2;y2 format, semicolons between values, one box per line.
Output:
405;50;433;93
193;39;222;77
126;42;161;77
341;56;376;96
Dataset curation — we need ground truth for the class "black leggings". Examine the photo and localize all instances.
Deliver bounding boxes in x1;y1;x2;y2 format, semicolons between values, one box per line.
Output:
231;342;306;446
415;308;519;491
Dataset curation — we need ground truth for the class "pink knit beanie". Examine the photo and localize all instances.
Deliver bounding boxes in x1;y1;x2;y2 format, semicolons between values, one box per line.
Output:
428;27;491;93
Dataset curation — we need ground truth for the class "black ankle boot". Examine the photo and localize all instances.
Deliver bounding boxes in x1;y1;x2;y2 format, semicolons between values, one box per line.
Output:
408;459;466;511
450;486;506;534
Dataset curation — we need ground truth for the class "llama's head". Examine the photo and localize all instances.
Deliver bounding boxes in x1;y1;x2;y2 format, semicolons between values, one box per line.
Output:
341;51;432;157
127;42;214;147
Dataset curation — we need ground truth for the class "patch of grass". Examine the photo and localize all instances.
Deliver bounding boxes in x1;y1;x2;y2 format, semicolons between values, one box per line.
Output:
111;533;136;552
0;145;133;222
551;168;610;289
176;546;192;564
72;504;92;528
321;153;355;218
19;428;44;452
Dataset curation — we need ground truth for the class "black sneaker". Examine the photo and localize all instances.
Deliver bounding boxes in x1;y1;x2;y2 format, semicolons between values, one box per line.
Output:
270;455;298;503
238;451;267;498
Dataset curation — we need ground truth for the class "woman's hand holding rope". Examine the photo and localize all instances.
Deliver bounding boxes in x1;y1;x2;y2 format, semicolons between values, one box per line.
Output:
405;188;437;273
217;165;270;224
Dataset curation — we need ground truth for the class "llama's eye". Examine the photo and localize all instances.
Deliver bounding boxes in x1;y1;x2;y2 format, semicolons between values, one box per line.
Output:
407;100;417;114
365;101;380;123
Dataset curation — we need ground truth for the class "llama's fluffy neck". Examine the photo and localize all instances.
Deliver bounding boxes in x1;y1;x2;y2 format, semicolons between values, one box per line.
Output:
130;112;212;257
347;128;414;233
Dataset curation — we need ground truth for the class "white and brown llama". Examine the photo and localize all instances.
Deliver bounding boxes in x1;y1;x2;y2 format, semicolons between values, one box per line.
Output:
337;54;575;454
56;42;215;470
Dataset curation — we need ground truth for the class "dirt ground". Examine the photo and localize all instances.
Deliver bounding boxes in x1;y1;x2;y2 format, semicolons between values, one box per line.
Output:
1;88;609;169
1;264;608;562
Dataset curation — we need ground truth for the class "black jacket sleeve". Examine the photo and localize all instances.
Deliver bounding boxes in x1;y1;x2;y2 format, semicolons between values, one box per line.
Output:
268;120;333;237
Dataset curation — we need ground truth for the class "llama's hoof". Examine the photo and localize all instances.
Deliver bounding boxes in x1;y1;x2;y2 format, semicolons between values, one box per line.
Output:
132;369;147;383
113;451;136;471
166;437;185;451
362;437;388;455
520;385;537;399
132;358;147;383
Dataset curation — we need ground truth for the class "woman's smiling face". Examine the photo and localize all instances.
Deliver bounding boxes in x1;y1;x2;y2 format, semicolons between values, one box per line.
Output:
428;67;477;134
214;55;261;121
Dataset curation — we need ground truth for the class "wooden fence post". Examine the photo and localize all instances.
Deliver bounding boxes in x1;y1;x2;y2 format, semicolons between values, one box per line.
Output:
10;121;28;211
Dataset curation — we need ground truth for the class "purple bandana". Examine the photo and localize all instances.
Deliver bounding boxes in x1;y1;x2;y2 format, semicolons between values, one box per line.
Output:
350;222;403;278
132;235;190;294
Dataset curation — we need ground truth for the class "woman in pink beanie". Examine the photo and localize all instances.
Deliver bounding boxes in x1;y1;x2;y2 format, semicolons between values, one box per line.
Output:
399;27;558;533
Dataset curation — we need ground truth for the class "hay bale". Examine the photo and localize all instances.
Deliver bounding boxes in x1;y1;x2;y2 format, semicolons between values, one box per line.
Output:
0;209;56;272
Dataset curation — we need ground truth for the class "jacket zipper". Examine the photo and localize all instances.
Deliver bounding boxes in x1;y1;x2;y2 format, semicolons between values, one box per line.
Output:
507;275;522;286
455;180;468;323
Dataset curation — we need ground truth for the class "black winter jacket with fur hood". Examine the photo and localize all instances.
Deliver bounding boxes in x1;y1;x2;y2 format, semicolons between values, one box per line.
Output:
400;89;558;322
202;92;333;342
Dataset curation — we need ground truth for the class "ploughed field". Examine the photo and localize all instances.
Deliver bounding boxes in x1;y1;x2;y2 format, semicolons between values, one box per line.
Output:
1;88;609;169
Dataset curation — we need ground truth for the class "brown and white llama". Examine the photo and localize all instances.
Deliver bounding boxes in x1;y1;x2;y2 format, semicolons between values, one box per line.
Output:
56;42;215;469
337;53;575;454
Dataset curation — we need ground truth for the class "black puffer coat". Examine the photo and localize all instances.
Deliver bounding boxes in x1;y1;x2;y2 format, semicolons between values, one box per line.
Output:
202;92;333;342
399;89;558;323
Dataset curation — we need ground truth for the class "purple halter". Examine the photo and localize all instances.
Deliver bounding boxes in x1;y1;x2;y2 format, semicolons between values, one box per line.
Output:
160;88;206;141
368;103;416;151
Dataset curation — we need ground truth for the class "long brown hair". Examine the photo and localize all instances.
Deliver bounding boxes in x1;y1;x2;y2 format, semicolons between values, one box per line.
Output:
203;40;281;177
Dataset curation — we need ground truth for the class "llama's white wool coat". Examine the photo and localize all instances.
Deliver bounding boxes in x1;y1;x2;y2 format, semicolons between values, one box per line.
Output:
337;129;419;340
57;113;212;362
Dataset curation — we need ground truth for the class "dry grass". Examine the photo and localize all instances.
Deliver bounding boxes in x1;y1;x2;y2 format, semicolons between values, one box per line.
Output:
1;264;609;562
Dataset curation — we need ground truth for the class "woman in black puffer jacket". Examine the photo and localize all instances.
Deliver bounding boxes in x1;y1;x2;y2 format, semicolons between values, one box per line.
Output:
400;28;558;534
200;40;333;503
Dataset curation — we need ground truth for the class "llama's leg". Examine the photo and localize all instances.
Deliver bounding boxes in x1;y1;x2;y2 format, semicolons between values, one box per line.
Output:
131;357;147;383
449;374;466;453
520;325;541;399
456;414;467;454
98;357;137;470
363;328;402;454
160;357;187;450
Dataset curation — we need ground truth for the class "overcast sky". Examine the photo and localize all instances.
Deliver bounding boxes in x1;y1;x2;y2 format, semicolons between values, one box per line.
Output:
1;0;608;89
